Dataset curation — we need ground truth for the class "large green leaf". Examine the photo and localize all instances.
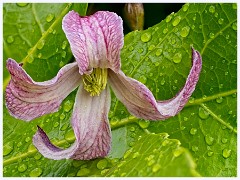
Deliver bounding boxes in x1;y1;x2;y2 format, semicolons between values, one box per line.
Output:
3;3;237;177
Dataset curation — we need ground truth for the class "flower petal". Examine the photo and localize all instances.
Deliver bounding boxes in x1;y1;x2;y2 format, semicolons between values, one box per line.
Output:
62;10;123;74
33;84;111;160
5;58;81;121
108;48;202;120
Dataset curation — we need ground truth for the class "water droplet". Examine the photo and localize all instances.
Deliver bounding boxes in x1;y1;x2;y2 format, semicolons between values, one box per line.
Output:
166;14;172;22
155;49;162;56
3;142;14;156
232;3;237;9
182;3;189;12
37;53;42;59
148;159;155;166
25;137;31;143
183;117;188;121
18;164;27;173
173;148;184;157
46;13;54;23
139;75;147;84
128;46;134;51
29;168;42;177
190;128;197;135
63;100;73;112
209;5;215;13
53;122;59;128
148;44;155;51
152;164;161;173
180;26;190;38
65;130;74;142
173;52;182;64
59;61;65;68
163;28;168;34
138;120;150;129
7;36;14;44
216;97;223;103
17;3;28;7
180;126;186;130
154;62;160;66
37;40;45;50
192;14;197;21
232;22;237;31
207;151;214;157
205;135;214;146
141;32;151;42
218;18;224;25
130;126;135;132
172;16;181;26
28;144;36;152
77;168;90;176
191;25;195;30
160;78;165;85
60;123;68;131
221;138;228;144
222;149;231;158
120;172;127;177
133;152;140;158
138;48;143;53
191;145;199;152
62;41;68;50
209;32;215;39
34;153;42;160
17;142;23;147
97;159;108;170
61;51;66;58
198;107;209;120
124;149;133;159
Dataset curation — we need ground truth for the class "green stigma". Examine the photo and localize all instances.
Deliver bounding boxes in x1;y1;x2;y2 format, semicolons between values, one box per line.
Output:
82;68;108;96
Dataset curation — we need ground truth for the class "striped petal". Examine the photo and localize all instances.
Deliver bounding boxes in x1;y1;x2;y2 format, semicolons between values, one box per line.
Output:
5;58;81;121
62;10;123;75
108;48;202;120
33;84;111;160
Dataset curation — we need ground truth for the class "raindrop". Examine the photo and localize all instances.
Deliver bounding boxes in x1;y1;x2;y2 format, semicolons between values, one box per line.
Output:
189;97;195;103
216;97;223;104
37;53;42;59
148;159;155;166
17;3;28;7
209;32;215;39
180;26;190;37
34;153;42;160
152;164;161;173
3;142;14;156
160;79;165;85
190;128;197;135
218;18;224;25
155;62;160;66
37;40;45;50
180;126;186;130
139;76;147;84
29;168;43;177
192;14;197;21
7;36;14;44
148;44;155;51
214;12;218;18
141;32;152;42
53;29;56;34
222;149;231;159
182;3;189;12
28;144;36;152
225;72;229;76
173;52;182;64
228;111;233;115
25;137;31;143
97;159;108;170
163;28;168;34
205;135;214;146
222;138;228;144
232;22;237;31
191;25;195;30
61;51;66;58
172;16;181;26
65;130;74;142
62;41;68;50
128;46;134;51
183;117;188;121
155;49;162;56
232;3;237;9
63;100;74;112
138;120;150;129
61;124;68;131
173;148;184;157
232;93;237;98
207;151;214;157
18;164;27;173
226;34;230;39
198;107;209;120
77;168;90;176
209;5;215;13
46;13;55;23
17;142;23;147
191;145;199;152
60;113;66;120
120;173;127;177
59;61;65;68
124;149;133;159
133;152;140;158
27;55;34;63
53;122;59;128
166;14;172;23
130;126;135;132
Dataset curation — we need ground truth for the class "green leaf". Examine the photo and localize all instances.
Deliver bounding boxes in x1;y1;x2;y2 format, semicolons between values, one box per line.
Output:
3;3;237;177
105;133;200;177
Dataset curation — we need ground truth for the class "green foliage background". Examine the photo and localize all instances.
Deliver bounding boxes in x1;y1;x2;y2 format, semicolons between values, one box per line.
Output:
3;3;237;177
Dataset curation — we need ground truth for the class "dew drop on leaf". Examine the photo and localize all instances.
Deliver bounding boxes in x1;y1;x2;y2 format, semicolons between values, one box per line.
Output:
133;152;140;158
205;135;214;146
53;122;59;128
222;149;232;158
17;141;23;147
97;159;108;170
182;3;189;12
129;126;135;132
139;75;147;84
25;136;31;143
28;144;36;152
34;153;42;160
198;107;209;120
173;148;184;157
232;3;237;9
77;168;90;177
166;14;172;23
138;120;150;129
16;3;28;7
27;54;34;63
64;129;75;142
147;159;155;166
163;28;168;34
29;168;43;177
155;49;162;56
18;164;27;173
191;145;199;152
63;100;74;112
3;142;14;156
180;26;190;37
192;14;197;21
209;32;215;39
221;138;228;144
7;35;14;44
152;164;161;173
218;18;224;25
216;96;223;104
172;16;181;26
62;40;68;50
190;128;197;135
59;61;65;68
209;5;215;13
173;52;182;63
46;13;55;22
148;44;155;51
183;117;188;121
141;32;151;42
37;40;45;50
128;46;134;51
232;22;237;31
61;51;67;58
124;149;133;159
207;151;214;157
228;110;233;115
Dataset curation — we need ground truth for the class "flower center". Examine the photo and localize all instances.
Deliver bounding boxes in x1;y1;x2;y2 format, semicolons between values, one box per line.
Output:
82;68;108;96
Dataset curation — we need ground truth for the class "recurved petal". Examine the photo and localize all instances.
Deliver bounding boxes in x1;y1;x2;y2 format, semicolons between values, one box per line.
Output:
62;10;123;75
5;58;81;121
33;84;111;160
108;48;202;120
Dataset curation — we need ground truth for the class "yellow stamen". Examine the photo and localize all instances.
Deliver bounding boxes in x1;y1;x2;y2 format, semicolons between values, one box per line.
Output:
82;68;108;96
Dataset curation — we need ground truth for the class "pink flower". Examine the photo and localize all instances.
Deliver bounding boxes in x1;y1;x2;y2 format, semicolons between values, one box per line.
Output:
5;11;202;160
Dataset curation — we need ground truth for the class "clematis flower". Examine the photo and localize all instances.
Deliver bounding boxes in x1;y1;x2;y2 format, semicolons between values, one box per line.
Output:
5;10;202;160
